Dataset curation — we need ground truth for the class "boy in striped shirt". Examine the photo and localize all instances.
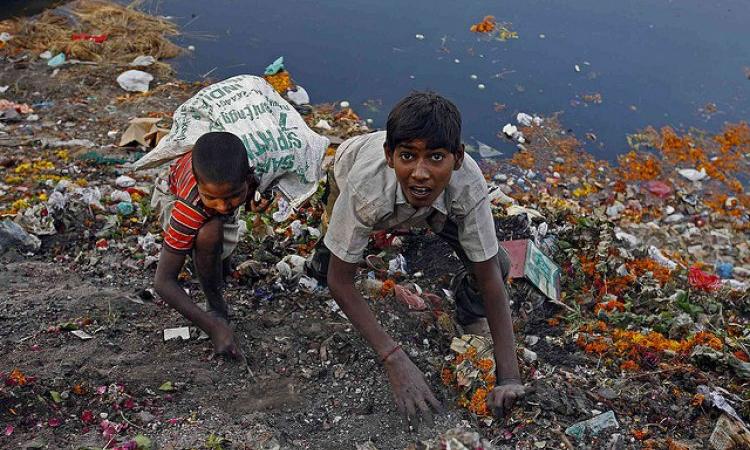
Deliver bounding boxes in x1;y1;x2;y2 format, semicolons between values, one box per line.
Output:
153;132;257;359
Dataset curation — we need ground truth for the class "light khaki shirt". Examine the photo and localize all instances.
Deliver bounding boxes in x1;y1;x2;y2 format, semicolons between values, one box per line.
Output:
324;131;499;264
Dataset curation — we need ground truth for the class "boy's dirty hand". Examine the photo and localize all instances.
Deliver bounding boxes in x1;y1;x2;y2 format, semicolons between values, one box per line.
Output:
210;322;244;360
384;349;442;431
487;381;529;419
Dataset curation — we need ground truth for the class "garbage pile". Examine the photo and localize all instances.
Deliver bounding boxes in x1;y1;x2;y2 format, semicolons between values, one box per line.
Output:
2;1;750;448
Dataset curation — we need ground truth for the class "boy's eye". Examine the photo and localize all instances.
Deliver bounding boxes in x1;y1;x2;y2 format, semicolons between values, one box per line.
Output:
431;153;445;161
399;152;414;161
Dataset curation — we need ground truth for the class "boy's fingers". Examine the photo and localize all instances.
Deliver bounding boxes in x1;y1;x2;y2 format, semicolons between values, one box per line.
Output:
405;400;417;432
416;399;434;427
425;389;443;412
503;392;516;413
394;396;406;417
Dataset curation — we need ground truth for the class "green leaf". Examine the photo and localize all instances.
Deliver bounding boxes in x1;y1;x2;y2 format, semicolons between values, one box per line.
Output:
676;298;703;318
577;217;595;228
158;381;174;392
59;322;79;331
50;391;62;403
134;434;152;449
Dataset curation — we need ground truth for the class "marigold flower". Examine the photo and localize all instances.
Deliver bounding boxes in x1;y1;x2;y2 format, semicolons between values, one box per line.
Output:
632;429;648;440
8;368;28;386
469;387;490;416
441;368;454;386
477;358;494;373
380;279;395;297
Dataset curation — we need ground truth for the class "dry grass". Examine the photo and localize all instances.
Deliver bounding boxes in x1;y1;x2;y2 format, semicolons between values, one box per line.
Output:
2;0;180;69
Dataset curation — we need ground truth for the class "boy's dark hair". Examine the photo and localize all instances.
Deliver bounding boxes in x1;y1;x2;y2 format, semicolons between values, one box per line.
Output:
386;91;462;154
192;132;250;186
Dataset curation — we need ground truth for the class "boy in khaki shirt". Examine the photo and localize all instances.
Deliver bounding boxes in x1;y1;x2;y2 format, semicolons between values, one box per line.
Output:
307;92;528;428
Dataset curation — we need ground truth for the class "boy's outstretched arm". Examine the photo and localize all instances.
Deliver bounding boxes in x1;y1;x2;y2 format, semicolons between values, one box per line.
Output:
327;254;442;428
154;248;243;359
473;257;529;418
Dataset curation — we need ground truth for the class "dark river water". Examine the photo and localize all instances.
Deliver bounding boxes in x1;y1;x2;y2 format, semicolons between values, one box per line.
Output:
9;0;750;160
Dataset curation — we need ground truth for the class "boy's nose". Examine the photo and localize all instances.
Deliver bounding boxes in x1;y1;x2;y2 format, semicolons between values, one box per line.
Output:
410;160;430;181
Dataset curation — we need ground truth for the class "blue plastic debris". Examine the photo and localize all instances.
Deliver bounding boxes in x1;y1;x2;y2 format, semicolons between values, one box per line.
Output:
716;262;734;279
117;201;134;216
264;56;285;75
47;53;66;68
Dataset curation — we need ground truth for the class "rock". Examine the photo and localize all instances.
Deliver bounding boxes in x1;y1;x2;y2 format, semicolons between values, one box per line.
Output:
22;438;47;449
135;410;156;424
596;387;619;400
606;201;625;219
0;219;41;254
522;348;538;363
665;213;686;223
262;311;284;328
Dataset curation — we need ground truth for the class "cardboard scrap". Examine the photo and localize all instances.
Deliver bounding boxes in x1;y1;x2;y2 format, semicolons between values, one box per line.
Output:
71;330;93;340
119;117;169;147
163;327;190;341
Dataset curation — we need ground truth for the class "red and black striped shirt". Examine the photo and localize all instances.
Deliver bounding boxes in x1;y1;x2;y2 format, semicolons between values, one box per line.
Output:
163;152;211;253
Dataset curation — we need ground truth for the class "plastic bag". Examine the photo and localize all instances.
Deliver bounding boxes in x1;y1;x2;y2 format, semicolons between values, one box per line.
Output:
132;75;329;207
116;70;153;93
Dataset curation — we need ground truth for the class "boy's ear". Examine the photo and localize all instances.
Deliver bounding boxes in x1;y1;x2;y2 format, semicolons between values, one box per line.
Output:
384;143;395;169
453;144;465;170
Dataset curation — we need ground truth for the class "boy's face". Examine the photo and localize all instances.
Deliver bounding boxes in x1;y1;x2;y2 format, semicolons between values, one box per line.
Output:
196;180;249;216
384;139;464;208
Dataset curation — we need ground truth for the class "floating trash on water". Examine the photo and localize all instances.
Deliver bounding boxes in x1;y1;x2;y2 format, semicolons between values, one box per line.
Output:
477;141;502;158
502;123;525;143
339;100;350;109
187;45;195;51
574;64;581;72
477;84;485;90
470;74;478;80
539;33;546;39
415;34;425;40
678;167;708;182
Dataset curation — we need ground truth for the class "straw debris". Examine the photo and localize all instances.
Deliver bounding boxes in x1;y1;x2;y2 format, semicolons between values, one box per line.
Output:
2;0;180;69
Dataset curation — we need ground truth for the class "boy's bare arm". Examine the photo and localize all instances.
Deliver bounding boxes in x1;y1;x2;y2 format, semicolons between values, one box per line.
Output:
473;257;528;417
154;247;242;358
327;254;441;427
